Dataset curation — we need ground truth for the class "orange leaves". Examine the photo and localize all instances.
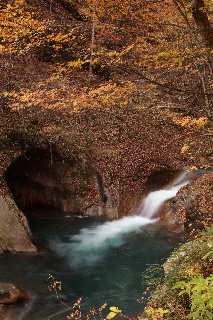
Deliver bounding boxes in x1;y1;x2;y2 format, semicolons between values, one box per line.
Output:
46;32;71;43
7;76;135;111
67;58;87;69
173;116;208;129
13;0;25;7
181;144;190;153
0;3;73;54
0;4;45;53
71;82;134;109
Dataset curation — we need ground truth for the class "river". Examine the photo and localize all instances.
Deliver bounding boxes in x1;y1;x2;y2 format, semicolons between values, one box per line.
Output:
0;173;189;319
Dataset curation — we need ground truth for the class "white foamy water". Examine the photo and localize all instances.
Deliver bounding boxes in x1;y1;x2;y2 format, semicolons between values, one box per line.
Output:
53;172;189;268
53;216;156;268
139;182;188;218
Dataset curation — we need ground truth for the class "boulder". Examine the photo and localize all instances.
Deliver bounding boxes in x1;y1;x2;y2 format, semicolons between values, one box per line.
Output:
160;171;213;233
0;283;28;305
0;283;28;320
0;195;36;253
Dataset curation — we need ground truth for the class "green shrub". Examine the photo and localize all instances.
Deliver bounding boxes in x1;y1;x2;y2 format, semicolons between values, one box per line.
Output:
144;227;213;320
174;275;213;320
163;229;213;285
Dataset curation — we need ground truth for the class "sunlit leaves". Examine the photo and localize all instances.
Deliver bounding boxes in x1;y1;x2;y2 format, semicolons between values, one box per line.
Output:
0;3;74;54
188;166;198;171
46;32;71;43
7;78;135;111
181;144;190;153
173;116;208;129
0;4;45;53
144;307;169;320
67;58;86;68
202;250;213;260
174;275;213;320
106;306;122;319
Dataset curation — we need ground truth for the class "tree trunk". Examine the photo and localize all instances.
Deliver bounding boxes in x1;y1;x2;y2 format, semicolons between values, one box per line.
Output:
191;0;213;47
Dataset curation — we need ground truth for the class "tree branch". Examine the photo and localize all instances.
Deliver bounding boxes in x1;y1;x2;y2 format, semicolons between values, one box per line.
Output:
132;69;191;94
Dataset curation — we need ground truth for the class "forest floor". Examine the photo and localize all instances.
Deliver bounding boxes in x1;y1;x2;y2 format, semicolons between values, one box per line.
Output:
0;0;212;215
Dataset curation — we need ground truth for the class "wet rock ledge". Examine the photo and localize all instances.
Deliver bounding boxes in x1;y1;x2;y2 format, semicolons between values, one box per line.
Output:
0;283;29;320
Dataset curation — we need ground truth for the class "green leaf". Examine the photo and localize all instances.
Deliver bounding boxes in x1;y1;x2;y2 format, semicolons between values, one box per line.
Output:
206;310;213;318
202;250;213;260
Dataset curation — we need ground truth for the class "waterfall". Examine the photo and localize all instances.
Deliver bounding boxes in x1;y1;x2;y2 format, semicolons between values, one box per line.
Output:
52;172;189;268
138;181;188;218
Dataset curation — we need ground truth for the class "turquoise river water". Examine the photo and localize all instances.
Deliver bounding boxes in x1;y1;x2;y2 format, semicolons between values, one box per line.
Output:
0;208;186;319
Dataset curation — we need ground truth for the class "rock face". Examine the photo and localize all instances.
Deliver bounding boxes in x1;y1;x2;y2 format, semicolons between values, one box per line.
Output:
0;283;28;320
0;0;212;254
175;172;213;233
0;102;211;252
5;148;118;220
161;171;213;233
0;195;36;253
1;146;183;253
0;283;28;304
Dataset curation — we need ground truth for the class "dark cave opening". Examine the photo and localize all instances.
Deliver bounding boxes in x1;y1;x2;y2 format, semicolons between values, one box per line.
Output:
144;168;181;192
4;148;71;213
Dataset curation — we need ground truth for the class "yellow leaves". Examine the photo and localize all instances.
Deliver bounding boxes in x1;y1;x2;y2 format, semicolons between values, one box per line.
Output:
192;117;208;128
66;44;134;70
106;306;122;319
0;90;19;99
67;59;86;69
144;307;169;320
120;44;134;56
99;303;107;312
9;82;67;110
135;44;211;72
107;50;119;58
0;4;46;53
81;82;134;108
5;4;13;11
188;166;198;171
205;0;213;11
8;76;135;111
0;4;71;54
174;116;192;127
7;73;134;111
91;83;117;94
187;166;198;172
13;0;25;7
173;57;184;67
46;32;70;43
1;91;10;98
207;242;212;248
181;144;190;153
185;266;200;277
173;116;208;129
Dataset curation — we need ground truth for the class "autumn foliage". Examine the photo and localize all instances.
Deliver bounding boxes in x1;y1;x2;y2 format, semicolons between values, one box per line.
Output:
0;0;212;114
0;1;212;178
